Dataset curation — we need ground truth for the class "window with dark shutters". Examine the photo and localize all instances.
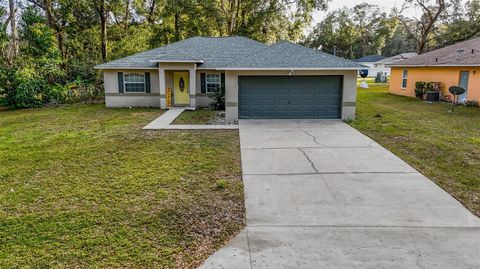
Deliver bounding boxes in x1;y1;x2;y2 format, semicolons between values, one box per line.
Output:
118;72;124;93
221;73;225;93
145;72;151;93
200;73;206;94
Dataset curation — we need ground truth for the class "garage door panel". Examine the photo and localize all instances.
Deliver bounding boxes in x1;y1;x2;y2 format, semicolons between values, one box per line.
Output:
239;76;342;119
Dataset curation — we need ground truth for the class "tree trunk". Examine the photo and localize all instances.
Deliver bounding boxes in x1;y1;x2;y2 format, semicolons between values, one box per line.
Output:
8;0;19;60
417;38;425;54
100;0;107;62
148;0;156;24
174;12;180;41
42;0;65;59
124;0;130;29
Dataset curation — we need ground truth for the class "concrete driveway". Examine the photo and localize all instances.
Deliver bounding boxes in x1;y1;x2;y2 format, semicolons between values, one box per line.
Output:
200;120;480;269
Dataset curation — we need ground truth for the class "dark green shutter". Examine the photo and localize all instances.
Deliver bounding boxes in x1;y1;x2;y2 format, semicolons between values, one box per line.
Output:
221;73;225;93
200;73;206;94
118;72;124;93
145;72;151;93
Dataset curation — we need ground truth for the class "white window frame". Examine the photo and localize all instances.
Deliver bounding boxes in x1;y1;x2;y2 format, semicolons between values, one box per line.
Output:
124;73;146;93
206;73;221;93
401;70;408;89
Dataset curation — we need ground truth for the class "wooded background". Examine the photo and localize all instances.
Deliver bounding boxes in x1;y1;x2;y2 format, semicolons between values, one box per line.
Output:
1;0;479;108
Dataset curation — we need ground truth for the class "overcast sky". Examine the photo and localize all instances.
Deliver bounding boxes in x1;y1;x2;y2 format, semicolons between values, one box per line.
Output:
326;0;407;13
305;0;465;34
311;0;419;26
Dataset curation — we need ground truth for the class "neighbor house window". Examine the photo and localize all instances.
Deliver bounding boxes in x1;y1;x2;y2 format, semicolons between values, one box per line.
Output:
401;70;408;88
206;74;221;93
124;73;145;93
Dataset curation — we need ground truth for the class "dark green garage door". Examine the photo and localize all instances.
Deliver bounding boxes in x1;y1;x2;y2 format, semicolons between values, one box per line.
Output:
239;76;343;119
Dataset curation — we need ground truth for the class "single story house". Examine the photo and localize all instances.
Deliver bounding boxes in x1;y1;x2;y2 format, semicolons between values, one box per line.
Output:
389;37;480;103
354;55;386;77
372;53;417;76
95;36;364;121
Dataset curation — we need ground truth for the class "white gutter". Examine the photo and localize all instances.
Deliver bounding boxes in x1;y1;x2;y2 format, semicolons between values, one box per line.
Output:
220;67;365;71
95;66;365;71
149;59;204;63
388;64;480;68
94;66;158;70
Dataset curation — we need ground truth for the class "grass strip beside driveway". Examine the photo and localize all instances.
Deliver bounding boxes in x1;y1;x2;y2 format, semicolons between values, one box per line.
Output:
351;84;480;217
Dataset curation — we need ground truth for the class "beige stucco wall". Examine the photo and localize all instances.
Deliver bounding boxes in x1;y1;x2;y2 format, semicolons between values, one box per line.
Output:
105;95;160;107
103;69;160;107
224;70;358;121
102;68;358;119
103;68;217;108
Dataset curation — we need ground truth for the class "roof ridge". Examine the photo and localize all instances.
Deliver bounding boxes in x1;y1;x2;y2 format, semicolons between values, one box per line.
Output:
176;50;204;61
222;41;291;68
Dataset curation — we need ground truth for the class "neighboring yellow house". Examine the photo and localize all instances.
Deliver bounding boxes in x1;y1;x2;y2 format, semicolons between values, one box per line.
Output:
389;37;480;103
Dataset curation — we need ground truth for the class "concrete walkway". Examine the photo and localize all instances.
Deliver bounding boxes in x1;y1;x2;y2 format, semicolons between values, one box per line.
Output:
143;107;239;130
199;120;480;269
143;107;185;129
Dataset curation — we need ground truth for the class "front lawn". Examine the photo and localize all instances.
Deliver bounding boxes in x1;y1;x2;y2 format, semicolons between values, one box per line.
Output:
351;84;480;216
0;104;244;268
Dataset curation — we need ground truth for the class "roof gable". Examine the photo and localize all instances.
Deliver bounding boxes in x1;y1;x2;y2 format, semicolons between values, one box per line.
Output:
392;37;480;67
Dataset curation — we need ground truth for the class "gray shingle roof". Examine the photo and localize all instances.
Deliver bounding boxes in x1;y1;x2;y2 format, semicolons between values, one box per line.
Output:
223;41;364;69
95;36;267;69
355;55;386;63
374;53;418;65
390;37;480;67
150;50;203;63
95;36;364;70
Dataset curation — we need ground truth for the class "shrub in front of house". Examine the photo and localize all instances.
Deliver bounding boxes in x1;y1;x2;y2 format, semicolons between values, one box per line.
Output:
414;81;427;99
465;100;479;107
208;91;225;110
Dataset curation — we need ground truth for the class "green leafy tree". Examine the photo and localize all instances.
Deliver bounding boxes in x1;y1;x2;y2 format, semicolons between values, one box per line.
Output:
436;0;480;45
302;8;357;58
0;6;64;108
0;5;9;65
302;4;394;59
395;0;446;54
383;22;417;56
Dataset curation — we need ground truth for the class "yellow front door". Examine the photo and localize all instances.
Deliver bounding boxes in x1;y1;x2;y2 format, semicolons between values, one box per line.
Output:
174;72;189;105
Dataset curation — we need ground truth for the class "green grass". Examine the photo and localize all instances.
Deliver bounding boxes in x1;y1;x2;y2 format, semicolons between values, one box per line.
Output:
0;104;244;268
351;84;480;216
172;109;218;125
